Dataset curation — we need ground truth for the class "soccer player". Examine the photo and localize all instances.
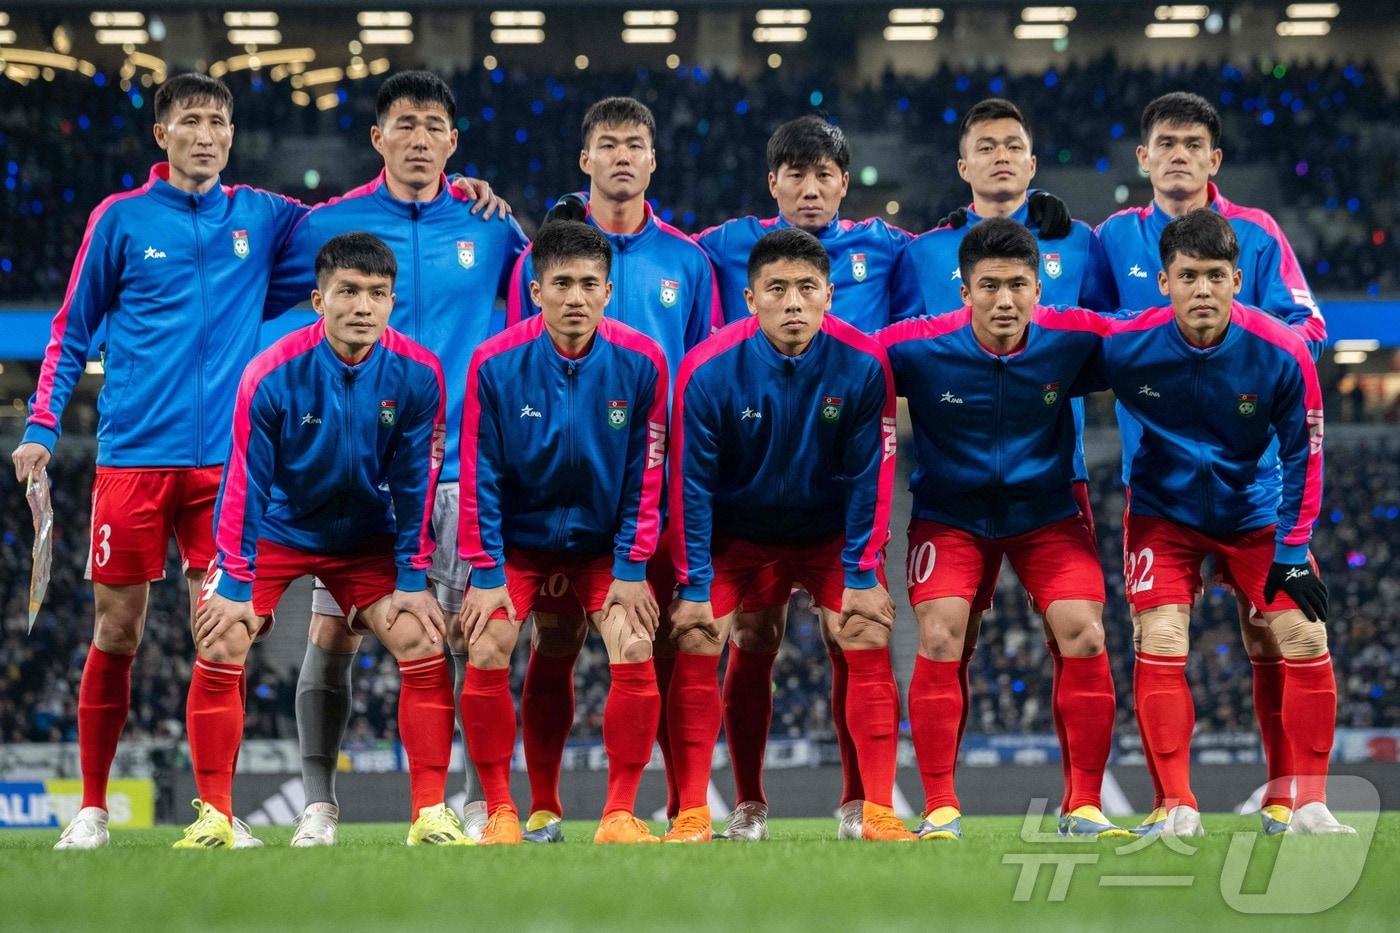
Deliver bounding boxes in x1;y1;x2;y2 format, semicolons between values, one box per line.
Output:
458;221;669;845
181;232;461;848
263;70;528;845
890;98;1116;819
667;227;912;843
1095;92;1327;833
1096;210;1351;836
503;97;719;843
880;218;1126;840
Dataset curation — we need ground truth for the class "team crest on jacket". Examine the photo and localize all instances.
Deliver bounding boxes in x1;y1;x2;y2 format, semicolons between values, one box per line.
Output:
1043;252;1062;279
851;253;868;282
379;399;397;427
660;278;680;308
457;240;475;269
820;395;843;423
232;229;250;260
1042;383;1060;406
1237;393;1258;417
607;399;629;429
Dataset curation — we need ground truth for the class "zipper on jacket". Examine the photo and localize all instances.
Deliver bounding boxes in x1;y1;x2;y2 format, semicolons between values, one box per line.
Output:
411;205;422;341
991;358;1006;537
342;368;357;537
614;237;627;327
1191;357;1212;530
553;362;578;551
776;361;796;508
191;203;210;467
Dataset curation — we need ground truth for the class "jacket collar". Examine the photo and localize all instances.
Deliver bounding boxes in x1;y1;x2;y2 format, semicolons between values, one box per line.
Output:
142;163;230;213
367;169;454;219
584;197;660;250
1146;182;1223;235
534;320;606;374
769;212;845;241
749;319;827;372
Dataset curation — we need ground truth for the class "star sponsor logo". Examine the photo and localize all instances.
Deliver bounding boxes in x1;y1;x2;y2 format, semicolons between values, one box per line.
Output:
520;404;542;419
659;278;680;308
851;252;868;282
1237;393;1258;417
1285;566;1311;581
232;229;250;260
820;395;842;423
457;240;475;269
1042;382;1060;406
143;246;167;260
300;412;322;426
940;391;964;404
1128;263;1149;279
1043;252;1063;280
607;399;629;429
378;399;397;427
1138;384;1161;398
741;406;762;421
950;267;962;281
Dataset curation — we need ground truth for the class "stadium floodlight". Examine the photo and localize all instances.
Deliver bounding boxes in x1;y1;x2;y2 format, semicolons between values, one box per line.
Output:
623;10;679;26
490;11;546;27
0;13;8;26
227;29;281;45
1145;21;1200;36
753;26;807;42
210;47;315;77
755;9;812;25
1277;20;1331;35
0;47;94;72
368;57;391;74
291;90;311;106
357;11;413;27
622;28;676;43
315;91;340;111
1154;5;1209;19
1334;339;1380;352
360;29;415;44
1020;7;1076;22
491;28;546;43
1332;350;1367;364
300;66;343;86
1013;23;1069;38
888;8;943;23
89;12;145;28
223;12;279;28
883;25;937;40
127;50;166;81
96;29;150;45
1285;3;1339;17
0;30;15;45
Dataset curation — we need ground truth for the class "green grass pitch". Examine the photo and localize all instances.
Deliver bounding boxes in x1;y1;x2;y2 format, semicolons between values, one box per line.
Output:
2;814;1394;932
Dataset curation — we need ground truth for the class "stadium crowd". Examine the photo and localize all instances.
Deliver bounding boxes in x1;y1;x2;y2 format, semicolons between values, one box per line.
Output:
2;53;1397;303
2;433;1395;746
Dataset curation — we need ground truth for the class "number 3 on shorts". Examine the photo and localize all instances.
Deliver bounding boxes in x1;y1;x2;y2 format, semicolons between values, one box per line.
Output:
93;523;112;568
1125;547;1155;595
907;542;936;587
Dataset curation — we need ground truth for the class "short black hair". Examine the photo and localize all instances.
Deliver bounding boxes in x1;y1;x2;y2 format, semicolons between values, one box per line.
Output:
958;98;1030;155
958;217;1040;284
766;116;850;174
581;96;656;147
154;73;233;123
1141;91;1221;149
531;221;612;278
376;70;456;125
747;227;830;285
1158;209;1239;270
315;232;398;288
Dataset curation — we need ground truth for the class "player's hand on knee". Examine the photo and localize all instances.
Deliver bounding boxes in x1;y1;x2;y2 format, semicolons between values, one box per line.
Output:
11;442;50;483
668;598;715;640
194;594;260;650
838;584;895;632
458;584;516;646
1264;559;1328;623
603;578;659;639
386;588;445;645
450;176;512;219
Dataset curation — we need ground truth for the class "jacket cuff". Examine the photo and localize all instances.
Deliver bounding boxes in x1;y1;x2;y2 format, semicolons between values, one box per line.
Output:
612;556;647;582
677;582;711;602
395;567;428;592
215;573;253;602
844;568;878;590
1274;542;1310;565
471;563;507;590
20;424;58;451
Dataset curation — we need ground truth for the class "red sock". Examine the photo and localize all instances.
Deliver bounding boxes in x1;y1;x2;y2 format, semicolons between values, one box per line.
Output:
1250;657;1293;808
1134;651;1196;810
521;650;577;817
654;654;679;819
843;647;899;809
397;656;455;818
1134;652;1165;810
954;648;973;751
723;646;776;805
77;646;135;811
603;660;660;815
1058;652;1117;812
667;652;721;811
1283;654;1337;806
1047;641;1071;813
185;657;245;819
828;646;865;804
908;654;963;813
462;665;517;815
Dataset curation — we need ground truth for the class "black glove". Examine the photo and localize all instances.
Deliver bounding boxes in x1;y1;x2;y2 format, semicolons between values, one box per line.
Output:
1027;189;1072;239
542;192;588;227
1263;561;1328;622
935;206;970;230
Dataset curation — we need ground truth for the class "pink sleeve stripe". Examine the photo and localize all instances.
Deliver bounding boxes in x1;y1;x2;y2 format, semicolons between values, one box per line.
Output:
216;320;326;581
1094;205;1151;234
458;316;546;565
878;307;971;350
1032;304;1113;335
1229;304;1325;545
823;316;897;571
30;181;153;428
505;246;532;327
1105;306;1175;335
1217;198;1326;342
381;328;448;569
668;317;760;583
601;319;670;562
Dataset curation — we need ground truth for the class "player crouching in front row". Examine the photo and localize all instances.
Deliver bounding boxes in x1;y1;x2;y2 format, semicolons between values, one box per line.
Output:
184;233;465;848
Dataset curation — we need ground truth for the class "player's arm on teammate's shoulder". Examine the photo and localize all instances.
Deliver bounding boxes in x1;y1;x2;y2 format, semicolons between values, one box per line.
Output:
447;174;513;219
504;249;535;328
263;212;318;319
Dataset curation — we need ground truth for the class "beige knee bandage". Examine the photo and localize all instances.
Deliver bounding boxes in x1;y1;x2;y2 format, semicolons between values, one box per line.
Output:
1137;605;1190;656
597;605;652;663
1266;610;1329;659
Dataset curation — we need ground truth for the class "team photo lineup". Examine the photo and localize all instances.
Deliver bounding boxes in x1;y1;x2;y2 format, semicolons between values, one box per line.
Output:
9;54;1368;865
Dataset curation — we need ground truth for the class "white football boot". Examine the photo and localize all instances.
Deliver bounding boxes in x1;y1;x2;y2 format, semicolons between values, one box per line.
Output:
54;807;109;850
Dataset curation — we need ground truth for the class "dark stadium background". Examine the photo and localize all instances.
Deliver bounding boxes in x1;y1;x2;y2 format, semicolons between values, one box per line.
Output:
0;1;1396;822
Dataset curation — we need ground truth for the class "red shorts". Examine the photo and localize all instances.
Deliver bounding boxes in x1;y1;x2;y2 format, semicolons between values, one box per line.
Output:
530;527;678;618
199;539;397;632
905;515;1105;613
87;466;222;584
1123;512;1305;614
492;548;624;622
709;534;882;619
